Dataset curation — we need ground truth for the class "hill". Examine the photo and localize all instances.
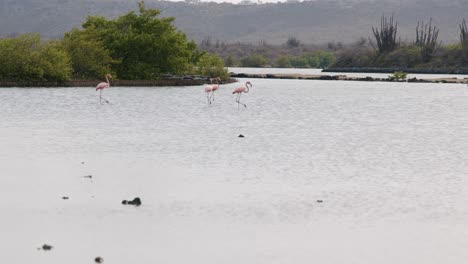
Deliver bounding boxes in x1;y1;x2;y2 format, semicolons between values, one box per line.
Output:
1;0;467;44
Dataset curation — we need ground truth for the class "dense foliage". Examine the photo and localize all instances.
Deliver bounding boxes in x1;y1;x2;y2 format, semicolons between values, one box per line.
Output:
195;53;230;80
80;1;213;80
0;34;72;83
62;28;116;79
0;1;229;83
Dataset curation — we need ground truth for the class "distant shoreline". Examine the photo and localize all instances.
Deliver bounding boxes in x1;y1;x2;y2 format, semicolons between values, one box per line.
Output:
230;73;468;84
323;67;468;75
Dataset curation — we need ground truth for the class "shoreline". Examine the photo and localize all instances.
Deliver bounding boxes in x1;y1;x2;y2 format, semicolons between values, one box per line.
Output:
0;78;237;88
323;67;468;75
230;73;468;84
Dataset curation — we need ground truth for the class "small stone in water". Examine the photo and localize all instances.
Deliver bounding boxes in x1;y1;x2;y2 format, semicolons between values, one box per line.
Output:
95;256;104;263
42;244;53;250
122;197;142;206
238;134;245;138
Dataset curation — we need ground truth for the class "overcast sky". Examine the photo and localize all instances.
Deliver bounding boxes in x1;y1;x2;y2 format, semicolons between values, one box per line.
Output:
171;0;294;4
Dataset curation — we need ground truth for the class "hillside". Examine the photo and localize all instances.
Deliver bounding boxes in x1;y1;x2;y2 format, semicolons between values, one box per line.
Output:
1;0;467;44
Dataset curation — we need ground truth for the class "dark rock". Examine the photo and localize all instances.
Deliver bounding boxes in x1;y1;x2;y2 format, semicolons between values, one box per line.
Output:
95;257;104;263
62;196;69;200
234;73;248;78
317;200;323;203
83;175;92;179
42;244;53;250
122;197;141;206
319;75;338;80
238;134;245;138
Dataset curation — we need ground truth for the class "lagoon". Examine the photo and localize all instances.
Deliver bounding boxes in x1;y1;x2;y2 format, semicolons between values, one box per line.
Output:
1;78;468;263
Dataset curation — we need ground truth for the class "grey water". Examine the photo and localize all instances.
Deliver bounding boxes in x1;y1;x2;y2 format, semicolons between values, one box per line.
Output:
1;78;468;263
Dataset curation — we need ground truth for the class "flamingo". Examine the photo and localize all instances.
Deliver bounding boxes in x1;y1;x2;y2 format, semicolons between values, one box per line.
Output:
232;81;252;108
96;74;112;104
210;77;221;103
204;78;214;105
204;77;220;105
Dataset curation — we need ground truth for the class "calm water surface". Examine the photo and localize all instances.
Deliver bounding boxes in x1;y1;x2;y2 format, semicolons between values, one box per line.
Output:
1;79;468;263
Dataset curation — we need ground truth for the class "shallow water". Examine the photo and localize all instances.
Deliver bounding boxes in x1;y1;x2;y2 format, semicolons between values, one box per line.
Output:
1;79;468;263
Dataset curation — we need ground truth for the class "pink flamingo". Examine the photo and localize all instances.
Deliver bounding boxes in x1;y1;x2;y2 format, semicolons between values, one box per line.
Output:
204;77;220;105
210;77;221;103
96;74;112;104
232;81;252;108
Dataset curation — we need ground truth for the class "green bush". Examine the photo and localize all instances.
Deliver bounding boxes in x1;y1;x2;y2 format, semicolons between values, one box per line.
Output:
0;33;72;83
389;71;407;81
195;53;230;80
275;56;292;68
79;1;199;79
62;28;116;79
240;54;269;67
379;46;422;68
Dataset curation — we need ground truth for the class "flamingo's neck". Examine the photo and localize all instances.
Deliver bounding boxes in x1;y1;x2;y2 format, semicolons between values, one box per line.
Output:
105;75;109;84
245;82;250;93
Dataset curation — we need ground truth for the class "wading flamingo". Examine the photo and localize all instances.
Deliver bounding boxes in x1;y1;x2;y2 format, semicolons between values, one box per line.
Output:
210;77;221;103
96;74;112;104
232;81;252;108
204;77;220;105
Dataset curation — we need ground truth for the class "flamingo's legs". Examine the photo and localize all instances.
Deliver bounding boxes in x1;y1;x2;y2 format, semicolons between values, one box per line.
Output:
99;89;110;104
206;92;212;105
236;93;247;108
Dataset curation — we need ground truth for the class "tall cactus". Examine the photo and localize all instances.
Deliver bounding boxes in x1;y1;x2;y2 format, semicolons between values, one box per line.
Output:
370;15;399;55
460;19;468;60
415;18;440;62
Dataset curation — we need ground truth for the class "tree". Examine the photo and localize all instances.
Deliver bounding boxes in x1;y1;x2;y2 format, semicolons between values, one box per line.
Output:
224;54;238;67
62;28;116;79
289;56;310;68
379;46;422;68
0;33;72;83
276;56;292;68
240;54;269;67
39;41;73;82
370;15;399;55
195;53;229;80
80;1;199;79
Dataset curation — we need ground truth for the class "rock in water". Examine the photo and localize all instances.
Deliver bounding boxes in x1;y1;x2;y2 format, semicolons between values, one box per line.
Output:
42;244;53;250
95;256;104;263
122;197;142;206
238;134;245;138
128;197;142;206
